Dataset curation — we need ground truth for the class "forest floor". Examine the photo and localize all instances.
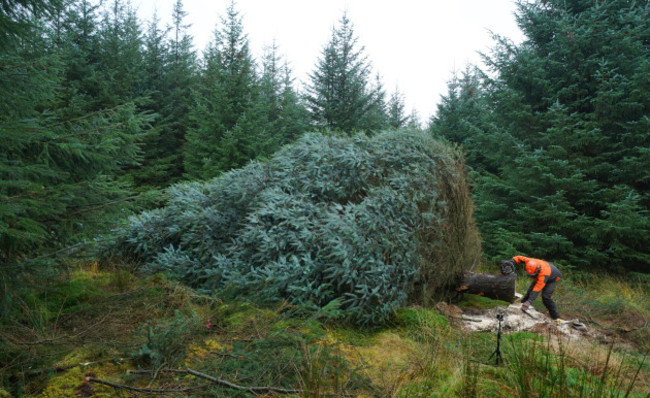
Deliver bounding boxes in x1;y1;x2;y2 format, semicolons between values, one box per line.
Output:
1;262;648;397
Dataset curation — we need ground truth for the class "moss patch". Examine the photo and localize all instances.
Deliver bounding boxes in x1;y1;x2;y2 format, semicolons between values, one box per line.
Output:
457;294;511;310
392;307;449;330
333;326;383;346
223;303;279;329
185;338;233;367
33;361;128;398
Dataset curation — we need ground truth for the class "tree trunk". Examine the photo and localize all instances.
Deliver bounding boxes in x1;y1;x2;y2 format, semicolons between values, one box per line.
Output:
456;272;516;301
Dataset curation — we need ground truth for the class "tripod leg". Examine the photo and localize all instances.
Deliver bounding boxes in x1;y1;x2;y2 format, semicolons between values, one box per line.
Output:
478;319;504;366
494;321;503;366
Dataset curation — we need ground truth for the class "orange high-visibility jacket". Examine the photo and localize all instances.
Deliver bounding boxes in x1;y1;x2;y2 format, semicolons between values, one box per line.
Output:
512;256;562;302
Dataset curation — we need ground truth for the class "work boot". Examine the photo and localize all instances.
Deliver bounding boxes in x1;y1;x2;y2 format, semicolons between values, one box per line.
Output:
554;318;565;323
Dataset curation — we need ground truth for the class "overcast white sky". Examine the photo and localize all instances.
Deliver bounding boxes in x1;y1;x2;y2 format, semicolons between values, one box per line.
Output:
133;0;525;120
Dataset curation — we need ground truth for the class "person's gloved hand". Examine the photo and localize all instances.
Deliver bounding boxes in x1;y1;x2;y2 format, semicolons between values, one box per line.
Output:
521;301;531;311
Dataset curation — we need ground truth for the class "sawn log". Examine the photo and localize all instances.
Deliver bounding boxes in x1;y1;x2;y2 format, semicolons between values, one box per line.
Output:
456;272;516;301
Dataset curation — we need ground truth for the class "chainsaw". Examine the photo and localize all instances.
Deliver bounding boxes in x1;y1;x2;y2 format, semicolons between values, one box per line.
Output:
499;259;516;275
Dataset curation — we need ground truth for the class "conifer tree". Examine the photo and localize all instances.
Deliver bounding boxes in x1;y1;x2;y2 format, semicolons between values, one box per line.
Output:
141;11;168;105
433;0;650;271
305;12;386;133
56;0;103;117
112;130;479;325
250;42;309;154
429;67;507;173
132;11;171;188
96;0;144;106
0;0;150;271
159;0;196;184
277;62;310;141
184;0;256;179
0;0;57;48
406;109;423;131
359;74;388;130
387;87;407;129
134;0;196;188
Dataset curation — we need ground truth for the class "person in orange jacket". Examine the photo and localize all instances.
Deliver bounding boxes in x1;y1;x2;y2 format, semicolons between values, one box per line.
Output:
502;256;563;322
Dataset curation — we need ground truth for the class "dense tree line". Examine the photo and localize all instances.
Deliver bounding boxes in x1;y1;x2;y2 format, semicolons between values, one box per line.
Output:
1;0;149;268
2;0;648;302
430;0;650;272
0;0;412;273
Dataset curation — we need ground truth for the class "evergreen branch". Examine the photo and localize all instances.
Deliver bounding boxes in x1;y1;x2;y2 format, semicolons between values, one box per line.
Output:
63;195;141;217
0;59;47;71
0;190;46;203
27;240;87;260
1;104;135;133
35;195;142;223
47;123;126;141
0;182;38;187
53;103;137;127
0;71;48;77
11;234;126;267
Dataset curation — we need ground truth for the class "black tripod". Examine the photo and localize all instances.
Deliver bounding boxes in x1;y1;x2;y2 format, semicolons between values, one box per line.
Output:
484;314;504;366
470;313;505;366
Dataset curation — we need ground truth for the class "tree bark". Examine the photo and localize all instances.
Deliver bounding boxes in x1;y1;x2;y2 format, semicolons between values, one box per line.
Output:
455;272;516;301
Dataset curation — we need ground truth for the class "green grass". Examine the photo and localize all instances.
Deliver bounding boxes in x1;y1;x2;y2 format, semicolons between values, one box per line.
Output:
392;307;450;330
1;263;648;397
558;270;650;351
458;293;512;310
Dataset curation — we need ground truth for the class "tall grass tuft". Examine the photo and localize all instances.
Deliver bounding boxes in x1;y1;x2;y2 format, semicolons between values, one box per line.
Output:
560;271;649;351
505;333;646;397
458;358;479;398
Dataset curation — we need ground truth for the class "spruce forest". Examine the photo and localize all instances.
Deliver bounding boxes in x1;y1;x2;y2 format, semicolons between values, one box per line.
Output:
1;0;649;396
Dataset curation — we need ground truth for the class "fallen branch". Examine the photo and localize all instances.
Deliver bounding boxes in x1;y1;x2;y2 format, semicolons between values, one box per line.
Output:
460;316;484;323
86;377;208;394
127;368;303;395
185;368;304;394
211;351;243;359
125;368;355;396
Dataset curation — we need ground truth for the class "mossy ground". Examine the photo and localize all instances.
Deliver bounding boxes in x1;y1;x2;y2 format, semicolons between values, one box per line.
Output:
457;294;512;310
1;263;648;397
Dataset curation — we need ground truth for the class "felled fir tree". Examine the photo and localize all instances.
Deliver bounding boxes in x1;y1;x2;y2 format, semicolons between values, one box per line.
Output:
111;130;480;325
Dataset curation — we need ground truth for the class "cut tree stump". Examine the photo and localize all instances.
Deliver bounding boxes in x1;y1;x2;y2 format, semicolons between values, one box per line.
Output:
456;272;516;301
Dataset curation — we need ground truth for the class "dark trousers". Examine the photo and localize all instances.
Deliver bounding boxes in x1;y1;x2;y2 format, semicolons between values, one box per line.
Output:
541;279;560;319
524;279;561;320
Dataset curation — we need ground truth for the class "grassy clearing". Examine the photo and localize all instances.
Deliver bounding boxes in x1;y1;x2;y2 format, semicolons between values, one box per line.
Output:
0;263;648;397
559;271;650;351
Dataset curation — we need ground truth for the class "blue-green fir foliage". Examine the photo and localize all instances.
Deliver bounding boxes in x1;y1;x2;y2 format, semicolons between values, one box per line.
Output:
112;130;478;325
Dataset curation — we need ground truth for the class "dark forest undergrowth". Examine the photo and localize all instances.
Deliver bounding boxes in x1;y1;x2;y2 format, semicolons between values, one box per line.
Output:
1;262;648;397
